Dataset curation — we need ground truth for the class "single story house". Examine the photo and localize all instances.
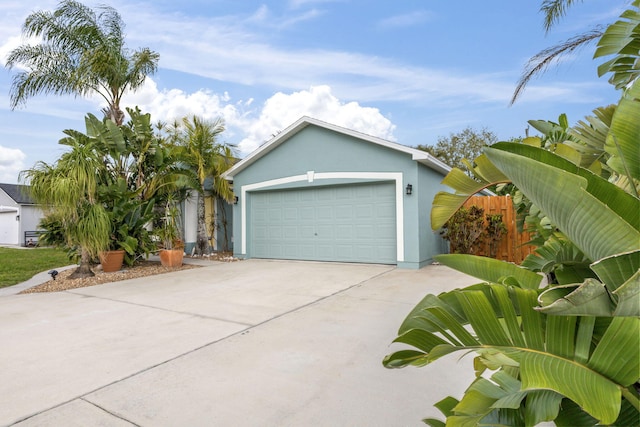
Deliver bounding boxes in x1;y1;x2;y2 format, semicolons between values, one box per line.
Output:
0;183;44;246
222;116;452;269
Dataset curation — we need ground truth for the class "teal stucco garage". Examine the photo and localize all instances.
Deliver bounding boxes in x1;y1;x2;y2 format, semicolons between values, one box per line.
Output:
223;117;451;269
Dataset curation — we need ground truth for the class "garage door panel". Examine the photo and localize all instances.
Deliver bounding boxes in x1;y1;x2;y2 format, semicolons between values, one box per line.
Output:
335;225;353;239
316;224;334;237
336;206;353;219
283;226;297;239
300;226;314;238
253;227;268;239
282;245;299;257
250;182;396;264
316;206;333;220
299;207;314;220
377;203;395;217
316;245;334;258
283;207;298;220
378;224;396;238
299;244;315;258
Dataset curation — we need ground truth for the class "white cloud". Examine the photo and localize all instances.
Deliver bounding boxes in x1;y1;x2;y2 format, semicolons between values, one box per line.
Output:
237;85;396;154
288;0;342;9
377;11;433;29
0;145;26;183
0;35;22;67
124;81;395;157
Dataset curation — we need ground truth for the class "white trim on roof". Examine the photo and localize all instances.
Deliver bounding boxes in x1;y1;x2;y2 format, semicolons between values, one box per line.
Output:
222;116;451;179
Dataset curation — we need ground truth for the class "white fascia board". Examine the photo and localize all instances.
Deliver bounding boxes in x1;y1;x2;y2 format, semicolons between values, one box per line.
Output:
222;117;310;180
222;116;451;179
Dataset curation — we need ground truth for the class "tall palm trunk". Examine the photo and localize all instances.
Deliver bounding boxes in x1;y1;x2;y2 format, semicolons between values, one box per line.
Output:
196;187;210;256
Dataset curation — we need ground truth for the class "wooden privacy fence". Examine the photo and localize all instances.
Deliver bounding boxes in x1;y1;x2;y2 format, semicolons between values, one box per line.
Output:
460;195;535;264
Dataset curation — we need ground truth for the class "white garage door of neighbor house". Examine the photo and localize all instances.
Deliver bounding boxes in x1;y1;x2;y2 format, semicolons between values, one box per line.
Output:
0;212;19;245
250;182;396;264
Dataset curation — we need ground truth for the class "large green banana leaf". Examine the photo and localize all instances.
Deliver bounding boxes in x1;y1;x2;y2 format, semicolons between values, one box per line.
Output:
431;155;508;230
431;142;639;232
488;143;639;230
521;232;595;284
534;250;640;317
383;283;640;424
434;254;543;290
484;147;640;262
595;1;640;90
567;105;615;170
606;78;640;185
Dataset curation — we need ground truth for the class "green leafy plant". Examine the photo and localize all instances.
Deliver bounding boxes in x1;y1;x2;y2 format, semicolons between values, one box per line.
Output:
440;206;486;255
440;207;508;258
485;213;507;258
155;196;183;250
386;81;640;426
21;109;191;277
387;9;640;423
384;140;640;425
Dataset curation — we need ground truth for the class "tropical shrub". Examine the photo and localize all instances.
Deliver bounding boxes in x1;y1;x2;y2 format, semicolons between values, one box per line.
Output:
440;206;508;258
485;213;507;258
384;11;640;419
23;108;190;276
440;206;486;254
384;137;640;425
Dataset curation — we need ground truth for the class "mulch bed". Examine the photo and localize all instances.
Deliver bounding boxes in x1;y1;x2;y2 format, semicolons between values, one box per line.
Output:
20;252;240;294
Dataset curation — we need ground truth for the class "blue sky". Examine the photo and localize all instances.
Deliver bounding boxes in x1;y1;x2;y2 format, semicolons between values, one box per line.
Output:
0;0;627;183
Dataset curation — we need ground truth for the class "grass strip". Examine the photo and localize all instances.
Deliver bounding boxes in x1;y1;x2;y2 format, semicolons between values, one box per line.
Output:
0;247;71;288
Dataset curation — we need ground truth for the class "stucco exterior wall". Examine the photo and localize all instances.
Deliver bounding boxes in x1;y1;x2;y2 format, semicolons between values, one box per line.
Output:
230;125;448;268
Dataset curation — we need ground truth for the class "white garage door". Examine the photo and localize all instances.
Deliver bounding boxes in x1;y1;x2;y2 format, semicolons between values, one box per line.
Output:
0;211;19;245
250;182;396;264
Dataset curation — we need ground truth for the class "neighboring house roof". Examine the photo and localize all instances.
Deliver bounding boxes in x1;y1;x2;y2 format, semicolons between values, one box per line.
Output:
222;116;452;179
0;183;35;205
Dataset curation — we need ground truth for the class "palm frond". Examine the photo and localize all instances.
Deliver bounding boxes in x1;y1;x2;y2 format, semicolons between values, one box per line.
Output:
540;0;584;32
511;29;603;105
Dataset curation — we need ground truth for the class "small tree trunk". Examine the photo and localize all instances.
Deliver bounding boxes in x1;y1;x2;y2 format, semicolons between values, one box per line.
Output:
69;247;95;279
196;189;210;256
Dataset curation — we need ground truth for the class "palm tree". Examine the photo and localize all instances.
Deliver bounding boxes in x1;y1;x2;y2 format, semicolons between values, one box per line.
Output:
173;116;235;256
510;0;615;104
20;137;111;278
5;0;159;125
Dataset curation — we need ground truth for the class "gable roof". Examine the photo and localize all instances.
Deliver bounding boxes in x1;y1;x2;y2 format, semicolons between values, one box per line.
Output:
0;183;35;205
222;116;451;179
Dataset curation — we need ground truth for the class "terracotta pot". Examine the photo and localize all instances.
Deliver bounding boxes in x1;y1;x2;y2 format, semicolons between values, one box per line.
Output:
159;249;184;268
100;250;125;272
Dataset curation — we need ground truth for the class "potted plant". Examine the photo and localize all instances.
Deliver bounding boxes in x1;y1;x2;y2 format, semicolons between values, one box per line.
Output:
157;198;184;268
100;196;154;273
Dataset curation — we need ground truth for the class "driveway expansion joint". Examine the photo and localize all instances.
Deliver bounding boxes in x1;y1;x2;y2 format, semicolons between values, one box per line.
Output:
79;398;140;426
63;290;254;326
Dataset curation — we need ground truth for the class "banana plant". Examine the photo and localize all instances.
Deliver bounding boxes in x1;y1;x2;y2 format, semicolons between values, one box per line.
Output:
595;0;640;90
388;3;640;424
385;156;639;424
384;280;639;425
386;141;639;425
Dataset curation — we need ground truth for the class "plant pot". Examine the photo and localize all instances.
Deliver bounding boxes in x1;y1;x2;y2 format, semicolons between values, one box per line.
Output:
159;249;184;268
100;250;125;272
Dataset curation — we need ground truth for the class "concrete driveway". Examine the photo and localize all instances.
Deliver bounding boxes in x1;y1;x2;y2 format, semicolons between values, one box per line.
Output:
0;259;478;426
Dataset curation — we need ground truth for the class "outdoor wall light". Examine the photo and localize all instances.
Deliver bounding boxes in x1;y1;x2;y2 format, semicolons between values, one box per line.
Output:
234;196;239;205
405;184;413;195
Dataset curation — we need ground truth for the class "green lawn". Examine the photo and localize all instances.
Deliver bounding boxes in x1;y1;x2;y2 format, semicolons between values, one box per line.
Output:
0;247;72;288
